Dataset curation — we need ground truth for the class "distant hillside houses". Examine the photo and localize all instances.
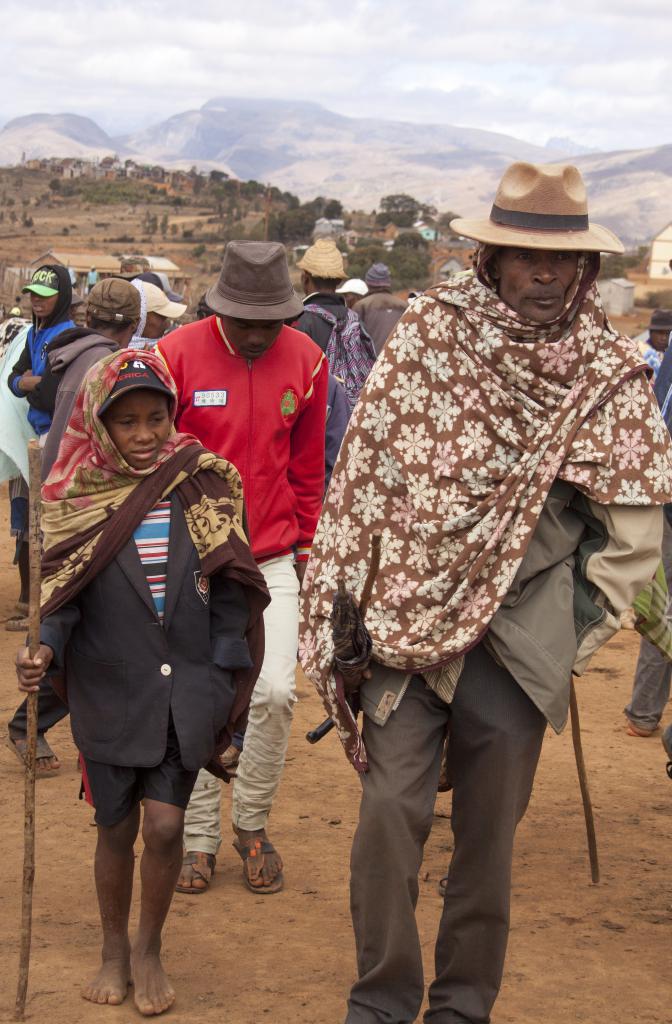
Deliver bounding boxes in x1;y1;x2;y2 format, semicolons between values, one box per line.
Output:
19;154;217;195
1;248;189;304
649;223;672;280
312;217;346;240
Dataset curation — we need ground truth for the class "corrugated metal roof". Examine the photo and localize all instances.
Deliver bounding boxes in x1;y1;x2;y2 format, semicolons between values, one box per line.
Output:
32;250;183;275
32;249;122;273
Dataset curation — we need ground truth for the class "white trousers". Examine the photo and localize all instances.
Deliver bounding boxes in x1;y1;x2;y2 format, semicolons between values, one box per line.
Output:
183;555;299;853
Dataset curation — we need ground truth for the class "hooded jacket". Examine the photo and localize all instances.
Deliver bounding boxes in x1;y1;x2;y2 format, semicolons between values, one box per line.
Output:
8;265;74;435
40;327;119;480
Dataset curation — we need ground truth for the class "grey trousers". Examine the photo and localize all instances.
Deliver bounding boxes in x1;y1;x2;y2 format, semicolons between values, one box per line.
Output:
346;644;546;1024
625;518;672;731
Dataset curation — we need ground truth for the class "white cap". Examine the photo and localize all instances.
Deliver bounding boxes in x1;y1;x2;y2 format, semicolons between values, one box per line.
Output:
141;281;187;320
335;278;368;297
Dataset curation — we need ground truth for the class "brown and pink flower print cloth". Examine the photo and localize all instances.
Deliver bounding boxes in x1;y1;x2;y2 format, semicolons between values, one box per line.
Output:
299;265;672;771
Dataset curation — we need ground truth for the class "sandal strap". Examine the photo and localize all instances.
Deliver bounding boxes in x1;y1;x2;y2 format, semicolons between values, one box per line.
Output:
233;838;276;862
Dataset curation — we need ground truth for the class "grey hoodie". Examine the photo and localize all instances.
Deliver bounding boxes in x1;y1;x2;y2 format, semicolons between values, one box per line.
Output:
42;329;118;480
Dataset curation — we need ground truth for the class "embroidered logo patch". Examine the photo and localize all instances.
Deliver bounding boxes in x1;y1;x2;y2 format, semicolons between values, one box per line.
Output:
193;389;228;407
280;388;298;417
194;571;210;605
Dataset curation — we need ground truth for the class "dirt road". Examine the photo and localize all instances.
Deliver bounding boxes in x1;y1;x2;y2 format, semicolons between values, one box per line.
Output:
0;491;669;1023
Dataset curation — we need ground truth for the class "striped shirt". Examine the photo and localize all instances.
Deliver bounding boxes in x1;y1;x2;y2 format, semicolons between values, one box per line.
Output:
133;499;172;622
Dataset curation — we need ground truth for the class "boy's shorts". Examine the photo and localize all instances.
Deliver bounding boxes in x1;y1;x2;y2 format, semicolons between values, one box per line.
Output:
83;719;200;827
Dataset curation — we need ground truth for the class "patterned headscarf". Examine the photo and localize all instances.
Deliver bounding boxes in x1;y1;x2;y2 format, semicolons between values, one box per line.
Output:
43;347;192;507
300;261;672;769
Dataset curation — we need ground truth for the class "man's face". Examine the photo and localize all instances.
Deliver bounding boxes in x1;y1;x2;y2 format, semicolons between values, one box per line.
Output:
220;315;284;361
70;303;86;327
29;291;59;321
144;311;170;340
490;248;580;324
649;328;670;354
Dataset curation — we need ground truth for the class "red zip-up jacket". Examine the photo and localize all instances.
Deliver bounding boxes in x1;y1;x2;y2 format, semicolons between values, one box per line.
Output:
158;317;327;563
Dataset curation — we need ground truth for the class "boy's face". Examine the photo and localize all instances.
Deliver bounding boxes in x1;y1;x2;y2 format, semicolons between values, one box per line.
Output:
30;291;59;321
102;390;171;469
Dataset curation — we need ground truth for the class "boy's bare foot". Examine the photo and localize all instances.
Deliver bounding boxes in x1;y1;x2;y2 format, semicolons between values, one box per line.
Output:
82;956;131;1005
131;950;175;1016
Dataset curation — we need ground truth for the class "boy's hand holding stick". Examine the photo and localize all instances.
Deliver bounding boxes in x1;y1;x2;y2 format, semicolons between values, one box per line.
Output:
14;440;43;1021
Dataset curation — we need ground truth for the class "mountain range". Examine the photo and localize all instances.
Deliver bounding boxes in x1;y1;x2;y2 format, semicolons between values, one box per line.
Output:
3;98;671;245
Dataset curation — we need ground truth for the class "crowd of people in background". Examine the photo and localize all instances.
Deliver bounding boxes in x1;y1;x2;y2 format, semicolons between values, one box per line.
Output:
3;161;672;1020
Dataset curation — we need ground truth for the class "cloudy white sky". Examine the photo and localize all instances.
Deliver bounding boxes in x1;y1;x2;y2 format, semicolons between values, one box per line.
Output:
2;0;670;152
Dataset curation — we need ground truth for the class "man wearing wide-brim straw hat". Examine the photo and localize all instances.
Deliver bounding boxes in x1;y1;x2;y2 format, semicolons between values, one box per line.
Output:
300;162;672;1023
158;241;328;896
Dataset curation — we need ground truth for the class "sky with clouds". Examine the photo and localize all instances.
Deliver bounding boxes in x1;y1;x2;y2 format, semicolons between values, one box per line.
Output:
1;0;670;152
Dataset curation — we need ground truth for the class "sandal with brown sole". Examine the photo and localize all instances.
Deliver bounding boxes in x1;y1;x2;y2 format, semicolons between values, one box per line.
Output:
625;722;659;738
233;837;284;894
175;851;216;894
4;616;29;632
6;732;61;775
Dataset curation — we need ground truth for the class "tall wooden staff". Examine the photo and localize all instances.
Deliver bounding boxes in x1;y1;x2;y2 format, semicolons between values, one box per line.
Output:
14;440;42;1021
569;678;600;884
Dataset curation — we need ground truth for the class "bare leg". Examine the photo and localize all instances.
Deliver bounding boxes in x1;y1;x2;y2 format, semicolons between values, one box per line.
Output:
131;799;184;1016
83;805;139;1005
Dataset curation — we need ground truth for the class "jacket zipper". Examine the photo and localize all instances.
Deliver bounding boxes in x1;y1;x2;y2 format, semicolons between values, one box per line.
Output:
247;359;254;548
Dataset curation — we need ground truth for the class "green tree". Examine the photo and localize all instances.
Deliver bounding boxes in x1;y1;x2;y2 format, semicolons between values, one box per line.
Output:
376;194;420;228
323;199;343;219
437;210;462;233
394;231;429;251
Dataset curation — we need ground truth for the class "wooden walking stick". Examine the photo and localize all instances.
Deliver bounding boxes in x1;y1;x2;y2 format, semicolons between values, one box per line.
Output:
569;678;600;885
14;440;42;1021
306;530;382;744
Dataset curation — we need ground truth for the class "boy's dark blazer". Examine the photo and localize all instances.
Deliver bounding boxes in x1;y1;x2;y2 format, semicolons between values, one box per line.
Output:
40;493;253;770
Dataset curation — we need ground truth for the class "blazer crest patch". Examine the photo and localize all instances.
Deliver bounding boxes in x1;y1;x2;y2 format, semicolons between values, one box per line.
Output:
194;570;210;605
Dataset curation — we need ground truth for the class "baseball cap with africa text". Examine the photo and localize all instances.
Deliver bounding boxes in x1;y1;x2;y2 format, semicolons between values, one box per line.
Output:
98;356;173;417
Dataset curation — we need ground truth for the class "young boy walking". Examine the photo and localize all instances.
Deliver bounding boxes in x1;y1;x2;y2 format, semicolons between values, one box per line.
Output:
16;349;268;1015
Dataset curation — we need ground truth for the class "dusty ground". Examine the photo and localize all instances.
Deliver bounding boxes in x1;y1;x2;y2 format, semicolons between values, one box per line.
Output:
0;490;670;1024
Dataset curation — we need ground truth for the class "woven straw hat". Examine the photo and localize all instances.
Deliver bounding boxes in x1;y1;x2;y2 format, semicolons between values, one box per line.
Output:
297;239;347;280
451;162;624;254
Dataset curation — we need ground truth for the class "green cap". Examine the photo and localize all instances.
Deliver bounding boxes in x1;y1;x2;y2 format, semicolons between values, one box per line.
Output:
22;266;60;297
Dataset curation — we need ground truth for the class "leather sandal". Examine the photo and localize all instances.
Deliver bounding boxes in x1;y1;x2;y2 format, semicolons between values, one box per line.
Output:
175;851;216;894
233;837;284;894
7;731;61;775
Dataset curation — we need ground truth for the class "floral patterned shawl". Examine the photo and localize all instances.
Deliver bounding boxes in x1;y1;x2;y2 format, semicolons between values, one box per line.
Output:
299;258;672;770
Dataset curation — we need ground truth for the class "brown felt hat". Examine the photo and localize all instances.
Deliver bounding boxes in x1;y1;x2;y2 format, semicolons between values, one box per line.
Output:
87;278;141;325
451;162;624;254
206;241;302;320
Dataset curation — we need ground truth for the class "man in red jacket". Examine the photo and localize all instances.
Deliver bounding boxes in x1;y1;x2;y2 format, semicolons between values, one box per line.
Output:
158;241;327;894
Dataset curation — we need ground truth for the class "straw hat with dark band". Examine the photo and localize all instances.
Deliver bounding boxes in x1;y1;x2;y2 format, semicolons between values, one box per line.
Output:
451;162;624;254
